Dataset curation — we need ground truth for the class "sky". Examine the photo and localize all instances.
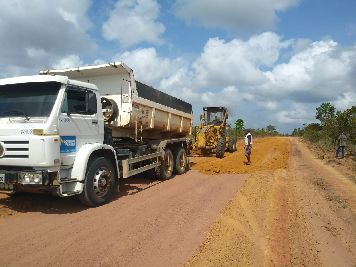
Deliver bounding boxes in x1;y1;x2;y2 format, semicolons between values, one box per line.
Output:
0;0;355;133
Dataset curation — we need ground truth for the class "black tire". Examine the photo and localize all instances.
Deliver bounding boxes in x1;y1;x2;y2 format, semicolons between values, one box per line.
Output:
173;147;187;175
79;157;116;207
228;138;237;152
156;148;174;180
216;137;225;158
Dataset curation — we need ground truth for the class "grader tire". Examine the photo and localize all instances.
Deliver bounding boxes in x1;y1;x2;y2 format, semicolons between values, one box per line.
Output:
216;137;225;158
228;139;236;152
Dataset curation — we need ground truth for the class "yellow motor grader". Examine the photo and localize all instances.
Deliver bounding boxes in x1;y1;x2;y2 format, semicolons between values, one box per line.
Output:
193;107;237;158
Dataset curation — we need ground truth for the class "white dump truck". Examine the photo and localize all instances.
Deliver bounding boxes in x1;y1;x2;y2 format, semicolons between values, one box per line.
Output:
0;62;192;206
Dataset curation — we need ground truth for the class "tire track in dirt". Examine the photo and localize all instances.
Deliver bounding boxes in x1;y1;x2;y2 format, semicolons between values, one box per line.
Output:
0;171;245;267
187;137;355;266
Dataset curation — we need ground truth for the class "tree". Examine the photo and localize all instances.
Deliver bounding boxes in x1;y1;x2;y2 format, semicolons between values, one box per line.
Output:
234;119;244;138
336;106;356;145
292;128;303;136
303;123;323;142
266;124;276;133
316;102;336;125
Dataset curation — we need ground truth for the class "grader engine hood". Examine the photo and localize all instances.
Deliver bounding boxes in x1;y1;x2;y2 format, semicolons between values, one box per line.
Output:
196;126;218;148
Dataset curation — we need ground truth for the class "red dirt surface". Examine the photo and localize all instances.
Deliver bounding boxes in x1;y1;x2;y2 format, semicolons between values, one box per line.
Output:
0;171;245;266
187;137;356;266
1;137;355;266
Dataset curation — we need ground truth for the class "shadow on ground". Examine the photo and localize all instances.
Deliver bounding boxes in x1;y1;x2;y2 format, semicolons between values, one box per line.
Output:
0;171;169;215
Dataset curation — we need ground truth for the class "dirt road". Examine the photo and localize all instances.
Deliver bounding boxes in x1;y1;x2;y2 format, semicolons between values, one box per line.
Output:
188;137;356;266
0;171;245;266
0;137;355;266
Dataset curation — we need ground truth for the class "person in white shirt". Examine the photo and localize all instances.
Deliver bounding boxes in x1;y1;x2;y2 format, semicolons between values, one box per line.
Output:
244;129;253;165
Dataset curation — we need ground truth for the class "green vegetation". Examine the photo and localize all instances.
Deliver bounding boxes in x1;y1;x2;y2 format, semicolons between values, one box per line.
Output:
234;119;244;138
292;103;356;154
233;118;279;138
249;125;279;137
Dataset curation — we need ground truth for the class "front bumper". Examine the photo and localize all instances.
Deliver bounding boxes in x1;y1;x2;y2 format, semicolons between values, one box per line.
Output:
0;169;59;193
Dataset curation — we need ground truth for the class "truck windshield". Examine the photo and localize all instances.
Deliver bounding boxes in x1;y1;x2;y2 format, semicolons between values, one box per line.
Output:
0;82;61;118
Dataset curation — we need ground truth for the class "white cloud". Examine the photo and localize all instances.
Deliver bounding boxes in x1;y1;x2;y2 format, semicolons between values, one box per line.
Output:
112;33;355;131
262;40;356;102
53;55;83;69
276;103;312;124
200;85;254;108
0;0;94;77
174;0;300;31
113;47;185;87
192;32;290;87
259;101;279;110
102;0;165;47
334;92;356;110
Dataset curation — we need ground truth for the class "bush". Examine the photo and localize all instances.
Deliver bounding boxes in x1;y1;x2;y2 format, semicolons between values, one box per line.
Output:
301;104;356;153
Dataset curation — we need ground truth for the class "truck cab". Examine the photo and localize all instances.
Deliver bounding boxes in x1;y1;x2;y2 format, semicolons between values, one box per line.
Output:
0;75;118;205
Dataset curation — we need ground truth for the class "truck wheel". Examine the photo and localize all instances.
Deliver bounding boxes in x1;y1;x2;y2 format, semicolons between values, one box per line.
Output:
79;157;116;207
216;137;225;158
157;148;174;180
174;147;187;175
228;139;236;153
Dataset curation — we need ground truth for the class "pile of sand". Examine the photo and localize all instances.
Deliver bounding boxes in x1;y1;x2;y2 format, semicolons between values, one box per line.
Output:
191;137;290;174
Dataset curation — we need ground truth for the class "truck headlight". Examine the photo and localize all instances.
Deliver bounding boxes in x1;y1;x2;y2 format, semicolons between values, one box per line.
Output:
20;172;43;185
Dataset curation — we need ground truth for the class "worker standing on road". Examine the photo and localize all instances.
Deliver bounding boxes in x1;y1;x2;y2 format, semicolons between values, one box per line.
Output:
244;129;253;165
336;132;347;159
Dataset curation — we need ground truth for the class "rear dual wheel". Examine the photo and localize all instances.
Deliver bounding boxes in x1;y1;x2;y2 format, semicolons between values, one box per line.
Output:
174;147;188;175
157;147;188;180
157;148;174;180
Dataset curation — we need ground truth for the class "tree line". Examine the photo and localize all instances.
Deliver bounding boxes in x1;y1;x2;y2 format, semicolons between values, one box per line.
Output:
292;103;356;153
233;119;279;138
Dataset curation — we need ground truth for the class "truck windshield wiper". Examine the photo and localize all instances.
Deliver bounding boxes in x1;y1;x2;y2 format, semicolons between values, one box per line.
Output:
2;110;30;121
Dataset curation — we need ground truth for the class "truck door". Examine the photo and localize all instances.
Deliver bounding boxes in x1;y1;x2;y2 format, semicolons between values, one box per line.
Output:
58;86;101;166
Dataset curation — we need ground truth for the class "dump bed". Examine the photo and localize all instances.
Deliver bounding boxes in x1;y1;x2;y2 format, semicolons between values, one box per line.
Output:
136;81;192;114
40;62;193;139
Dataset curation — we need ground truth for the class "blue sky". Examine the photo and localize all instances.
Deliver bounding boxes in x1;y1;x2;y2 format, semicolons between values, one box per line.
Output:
0;0;355;133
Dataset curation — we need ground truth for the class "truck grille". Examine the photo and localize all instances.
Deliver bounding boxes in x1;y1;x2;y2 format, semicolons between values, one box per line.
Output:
0;140;29;159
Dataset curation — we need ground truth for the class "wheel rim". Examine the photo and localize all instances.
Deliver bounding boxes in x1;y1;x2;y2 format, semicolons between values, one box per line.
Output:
178;151;186;169
93;167;112;197
164;152;173;174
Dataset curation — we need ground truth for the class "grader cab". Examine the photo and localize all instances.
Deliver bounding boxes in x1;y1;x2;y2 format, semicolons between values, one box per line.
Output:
194;107;236;158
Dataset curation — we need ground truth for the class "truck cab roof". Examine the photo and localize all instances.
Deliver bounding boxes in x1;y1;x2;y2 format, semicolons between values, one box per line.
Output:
0;75;98;90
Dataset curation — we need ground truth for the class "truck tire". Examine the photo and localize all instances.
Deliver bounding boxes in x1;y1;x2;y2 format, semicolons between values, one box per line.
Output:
173;147;187;175
228;139;236;152
157;148;174;180
216;137;225;158
79;157;116;207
